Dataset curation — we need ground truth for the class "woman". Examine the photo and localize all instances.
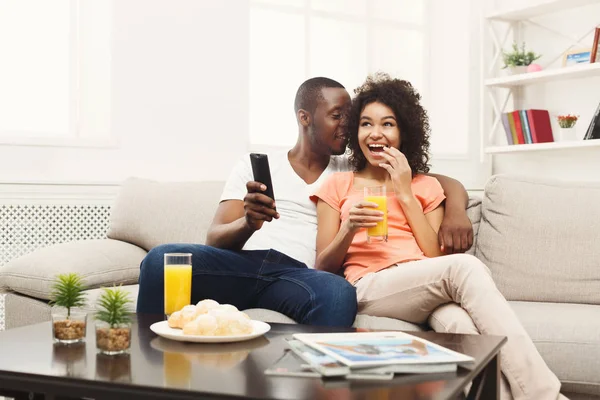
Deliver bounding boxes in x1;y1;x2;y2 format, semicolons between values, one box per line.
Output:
312;73;565;400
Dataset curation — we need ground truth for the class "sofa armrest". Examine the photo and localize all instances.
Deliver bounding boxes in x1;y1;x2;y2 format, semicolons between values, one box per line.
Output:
0;239;147;301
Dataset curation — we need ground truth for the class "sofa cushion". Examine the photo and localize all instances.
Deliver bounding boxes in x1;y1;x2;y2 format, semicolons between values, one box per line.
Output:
511;301;600;396
108;178;224;252
476;175;600;304
244;308;424;331
353;314;424;331
0;239;146;300
244;308;297;324
3;291;53;330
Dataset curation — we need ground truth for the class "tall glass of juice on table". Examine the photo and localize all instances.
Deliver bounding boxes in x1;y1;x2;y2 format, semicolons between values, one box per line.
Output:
164;253;192;317
364;186;388;243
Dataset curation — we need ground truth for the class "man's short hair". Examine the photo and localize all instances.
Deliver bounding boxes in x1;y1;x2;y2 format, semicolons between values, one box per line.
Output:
294;77;345;114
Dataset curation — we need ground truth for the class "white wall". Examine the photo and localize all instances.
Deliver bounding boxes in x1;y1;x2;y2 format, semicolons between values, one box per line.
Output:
488;0;600;183
0;0;249;184
6;0;596;189
427;0;489;191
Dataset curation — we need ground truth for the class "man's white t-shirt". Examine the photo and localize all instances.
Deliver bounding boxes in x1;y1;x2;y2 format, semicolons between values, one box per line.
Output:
220;151;350;268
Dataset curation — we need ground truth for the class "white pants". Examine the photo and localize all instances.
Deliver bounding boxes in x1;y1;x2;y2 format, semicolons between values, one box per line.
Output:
354;254;564;400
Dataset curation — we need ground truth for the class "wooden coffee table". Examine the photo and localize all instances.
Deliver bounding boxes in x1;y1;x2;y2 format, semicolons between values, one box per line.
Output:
0;314;505;400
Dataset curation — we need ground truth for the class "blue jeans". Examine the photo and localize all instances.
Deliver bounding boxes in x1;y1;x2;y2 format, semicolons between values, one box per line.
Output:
136;244;357;327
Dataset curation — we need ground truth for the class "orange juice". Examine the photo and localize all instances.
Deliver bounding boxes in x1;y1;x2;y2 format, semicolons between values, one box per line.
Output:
164;265;192;316
365;195;388;240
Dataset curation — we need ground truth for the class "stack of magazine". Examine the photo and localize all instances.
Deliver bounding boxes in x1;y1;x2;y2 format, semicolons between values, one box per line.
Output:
265;331;474;380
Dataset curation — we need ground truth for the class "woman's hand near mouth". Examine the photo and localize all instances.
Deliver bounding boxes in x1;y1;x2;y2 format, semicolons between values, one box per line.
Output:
378;146;444;258
378;146;413;203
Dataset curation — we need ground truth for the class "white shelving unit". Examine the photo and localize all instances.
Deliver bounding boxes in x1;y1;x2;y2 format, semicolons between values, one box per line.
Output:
486;138;600;154
485;62;600;88
485;0;600;21
481;0;600;156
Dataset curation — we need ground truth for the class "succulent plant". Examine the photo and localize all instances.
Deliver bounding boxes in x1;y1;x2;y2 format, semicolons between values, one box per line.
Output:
95;287;132;328
50;273;86;318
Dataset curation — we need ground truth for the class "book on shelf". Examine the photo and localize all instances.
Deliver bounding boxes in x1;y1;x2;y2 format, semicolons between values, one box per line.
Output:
506;112;518;144
501;114;513;145
501;109;554;145
511;111;526;144
527;109;554;143
292;331;474;370
591;26;600;63
520;110;533;144
584;101;600;140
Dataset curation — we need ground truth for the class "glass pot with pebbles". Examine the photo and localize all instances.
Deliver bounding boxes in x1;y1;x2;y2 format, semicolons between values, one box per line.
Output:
95;286;133;355
50;273;88;344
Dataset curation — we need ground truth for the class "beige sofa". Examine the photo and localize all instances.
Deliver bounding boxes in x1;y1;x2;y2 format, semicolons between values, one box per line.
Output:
1;175;599;399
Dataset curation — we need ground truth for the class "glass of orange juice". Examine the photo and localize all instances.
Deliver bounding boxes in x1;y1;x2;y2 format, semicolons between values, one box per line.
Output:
164;253;192;317
364;186;388;243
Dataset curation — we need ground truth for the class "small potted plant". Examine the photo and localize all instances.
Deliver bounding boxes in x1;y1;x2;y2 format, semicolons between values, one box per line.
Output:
557;114;579;141
50;273;88;343
95;286;133;355
502;42;542;74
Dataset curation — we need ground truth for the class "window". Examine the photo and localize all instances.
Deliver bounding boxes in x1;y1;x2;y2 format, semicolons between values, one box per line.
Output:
249;0;482;188
0;0;112;146
249;0;427;148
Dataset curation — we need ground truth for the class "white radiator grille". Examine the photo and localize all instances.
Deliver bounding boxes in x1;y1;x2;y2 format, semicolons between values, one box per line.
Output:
0;204;111;267
0;293;5;331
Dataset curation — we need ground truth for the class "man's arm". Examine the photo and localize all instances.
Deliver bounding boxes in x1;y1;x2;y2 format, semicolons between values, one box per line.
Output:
205;182;278;250
205;200;253;250
427;173;473;254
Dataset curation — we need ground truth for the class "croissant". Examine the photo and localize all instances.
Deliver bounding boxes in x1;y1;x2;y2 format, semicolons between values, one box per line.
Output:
167;311;183;328
179;305;200;325
196;299;220;315
183;314;218;336
170;300;254;336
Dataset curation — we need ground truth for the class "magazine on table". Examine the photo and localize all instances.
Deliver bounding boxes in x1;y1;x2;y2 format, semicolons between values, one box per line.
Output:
266;342;394;380
285;339;349;376
264;349;322;378
292;331;474;369
286;339;457;375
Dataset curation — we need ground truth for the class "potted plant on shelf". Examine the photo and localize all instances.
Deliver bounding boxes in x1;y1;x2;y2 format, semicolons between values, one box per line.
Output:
50;273;88;344
557;114;579;141
502;42;542;74
95;286;133;355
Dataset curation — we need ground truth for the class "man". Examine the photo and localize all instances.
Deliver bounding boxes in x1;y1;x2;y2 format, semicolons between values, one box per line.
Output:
136;77;473;327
